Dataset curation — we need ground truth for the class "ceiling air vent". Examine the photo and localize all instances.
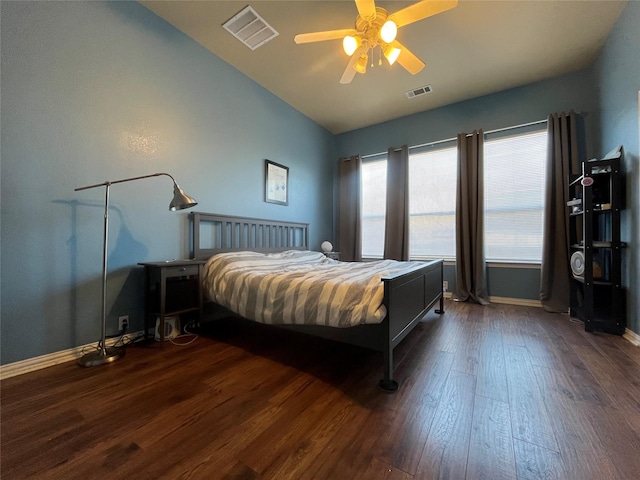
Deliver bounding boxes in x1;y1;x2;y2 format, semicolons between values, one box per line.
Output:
405;84;433;99
222;6;279;50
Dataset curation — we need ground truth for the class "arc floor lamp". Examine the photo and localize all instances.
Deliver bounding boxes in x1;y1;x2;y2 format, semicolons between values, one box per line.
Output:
75;173;197;367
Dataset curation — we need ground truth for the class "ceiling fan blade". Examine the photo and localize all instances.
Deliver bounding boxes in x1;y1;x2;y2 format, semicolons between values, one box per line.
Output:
391;40;425;75
340;46;366;84
355;0;376;19
388;0;458;28
294;29;358;44
340;64;358;85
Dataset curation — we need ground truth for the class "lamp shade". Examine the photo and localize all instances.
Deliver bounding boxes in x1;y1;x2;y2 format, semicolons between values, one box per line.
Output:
354;53;368;73
170;183;198;211
380;20;397;43
343;35;361;56
383;45;401;65
321;241;333;252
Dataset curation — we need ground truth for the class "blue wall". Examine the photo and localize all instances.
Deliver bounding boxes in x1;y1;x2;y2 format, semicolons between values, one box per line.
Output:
335;68;600;301
2;2;638;366
335;69;599;158
336;0;638;330
593;0;640;334
1;1;335;364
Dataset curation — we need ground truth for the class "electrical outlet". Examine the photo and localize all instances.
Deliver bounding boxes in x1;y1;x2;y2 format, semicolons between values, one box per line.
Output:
118;315;129;332
443;281;448;292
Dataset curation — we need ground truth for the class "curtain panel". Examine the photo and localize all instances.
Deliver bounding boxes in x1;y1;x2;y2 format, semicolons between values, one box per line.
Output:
455;130;490;305
540;112;580;312
338;155;362;262
384;145;410;261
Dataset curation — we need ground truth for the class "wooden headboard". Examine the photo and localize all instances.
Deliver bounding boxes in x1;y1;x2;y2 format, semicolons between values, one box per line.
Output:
190;212;310;259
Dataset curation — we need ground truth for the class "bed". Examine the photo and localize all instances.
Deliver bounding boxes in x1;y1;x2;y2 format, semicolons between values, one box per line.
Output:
190;212;444;391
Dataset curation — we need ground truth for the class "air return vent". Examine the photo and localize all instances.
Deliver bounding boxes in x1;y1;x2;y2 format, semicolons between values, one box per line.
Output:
405;84;433;99
222;6;279;50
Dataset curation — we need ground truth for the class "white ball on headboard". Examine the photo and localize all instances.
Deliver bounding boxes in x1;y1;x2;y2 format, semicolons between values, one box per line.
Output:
321;241;333;253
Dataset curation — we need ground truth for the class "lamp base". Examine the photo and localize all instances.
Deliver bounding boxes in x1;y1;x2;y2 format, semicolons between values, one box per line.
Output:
77;346;125;367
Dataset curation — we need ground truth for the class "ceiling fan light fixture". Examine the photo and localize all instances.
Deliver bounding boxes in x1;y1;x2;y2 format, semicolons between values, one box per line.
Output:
380;20;397;43
354;53;368;73
293;0;458;84
343;35;361;56
383;45;401;65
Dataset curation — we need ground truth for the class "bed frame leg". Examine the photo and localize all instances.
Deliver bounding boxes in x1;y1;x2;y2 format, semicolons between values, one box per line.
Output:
435;293;445;314
379;347;399;392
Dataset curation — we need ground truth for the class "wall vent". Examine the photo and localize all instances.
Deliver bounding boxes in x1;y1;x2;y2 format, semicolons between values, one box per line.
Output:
222;6;279;50
405;84;433;99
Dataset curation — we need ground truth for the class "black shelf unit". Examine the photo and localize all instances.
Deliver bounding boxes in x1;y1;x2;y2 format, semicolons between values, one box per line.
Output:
568;149;625;334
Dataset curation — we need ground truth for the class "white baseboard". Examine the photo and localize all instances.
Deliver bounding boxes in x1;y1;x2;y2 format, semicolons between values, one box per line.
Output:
489;296;542;308
0;332;143;381
3;312;636;380
443;292;541;308
623;328;640;347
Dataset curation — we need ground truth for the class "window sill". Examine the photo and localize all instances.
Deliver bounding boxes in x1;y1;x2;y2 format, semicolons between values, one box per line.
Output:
486;261;541;269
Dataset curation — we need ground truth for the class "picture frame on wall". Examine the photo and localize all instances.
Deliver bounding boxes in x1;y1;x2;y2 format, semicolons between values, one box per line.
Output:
265;159;289;206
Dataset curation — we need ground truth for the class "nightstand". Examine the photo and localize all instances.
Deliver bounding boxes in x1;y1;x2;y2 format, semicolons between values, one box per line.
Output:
138;260;206;342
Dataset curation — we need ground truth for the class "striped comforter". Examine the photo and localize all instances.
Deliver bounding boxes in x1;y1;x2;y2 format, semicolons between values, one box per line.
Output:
202;250;420;327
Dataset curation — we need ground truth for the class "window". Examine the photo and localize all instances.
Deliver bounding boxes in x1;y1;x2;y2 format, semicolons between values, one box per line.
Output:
361;146;457;260
359;123;547;263
484;128;547;262
361;155;387;258
409;144;457;259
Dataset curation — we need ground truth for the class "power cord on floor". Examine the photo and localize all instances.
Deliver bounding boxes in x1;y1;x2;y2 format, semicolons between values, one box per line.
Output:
82;319;200;349
154;319;199;346
114;332;145;347
79;328;145;356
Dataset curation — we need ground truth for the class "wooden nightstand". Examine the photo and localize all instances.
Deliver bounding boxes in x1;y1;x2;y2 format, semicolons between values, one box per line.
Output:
138;260;206;342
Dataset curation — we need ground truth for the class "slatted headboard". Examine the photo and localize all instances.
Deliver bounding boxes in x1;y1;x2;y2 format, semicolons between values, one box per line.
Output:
190;212;310;259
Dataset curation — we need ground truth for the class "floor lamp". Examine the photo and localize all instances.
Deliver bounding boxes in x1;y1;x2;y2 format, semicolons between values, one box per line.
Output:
75;173;198;367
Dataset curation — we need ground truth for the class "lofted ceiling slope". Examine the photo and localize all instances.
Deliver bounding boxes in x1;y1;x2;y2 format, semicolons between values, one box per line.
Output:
140;1;627;134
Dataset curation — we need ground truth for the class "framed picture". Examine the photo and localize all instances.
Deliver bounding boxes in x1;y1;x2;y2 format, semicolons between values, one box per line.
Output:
265;159;289;206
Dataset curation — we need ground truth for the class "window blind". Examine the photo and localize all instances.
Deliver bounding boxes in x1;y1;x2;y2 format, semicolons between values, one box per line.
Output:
484;129;548;262
408;144;457;259
361;155;387;258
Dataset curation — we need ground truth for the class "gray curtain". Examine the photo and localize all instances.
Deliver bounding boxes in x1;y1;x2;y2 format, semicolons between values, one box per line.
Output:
384;145;410;261
455;130;490;305
540;112;580;312
338;155;362;262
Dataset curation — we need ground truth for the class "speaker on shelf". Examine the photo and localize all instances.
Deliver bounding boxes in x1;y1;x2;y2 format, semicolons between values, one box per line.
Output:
570;251;585;277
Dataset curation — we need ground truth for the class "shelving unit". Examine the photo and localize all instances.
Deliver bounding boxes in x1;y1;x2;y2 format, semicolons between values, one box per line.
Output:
568;148;625;334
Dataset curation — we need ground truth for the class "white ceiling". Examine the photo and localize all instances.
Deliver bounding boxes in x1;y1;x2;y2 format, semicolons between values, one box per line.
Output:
140;1;627;134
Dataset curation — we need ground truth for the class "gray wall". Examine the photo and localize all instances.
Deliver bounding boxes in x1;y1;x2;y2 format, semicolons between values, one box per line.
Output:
1;1;335;364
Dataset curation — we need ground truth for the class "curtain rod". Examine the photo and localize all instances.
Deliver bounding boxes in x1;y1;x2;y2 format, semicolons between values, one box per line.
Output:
361;118;547;159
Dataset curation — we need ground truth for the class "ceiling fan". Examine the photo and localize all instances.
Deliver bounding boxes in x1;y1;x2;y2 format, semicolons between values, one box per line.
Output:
294;0;458;84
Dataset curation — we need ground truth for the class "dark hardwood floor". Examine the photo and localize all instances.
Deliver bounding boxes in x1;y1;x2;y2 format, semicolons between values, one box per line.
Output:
2;301;639;479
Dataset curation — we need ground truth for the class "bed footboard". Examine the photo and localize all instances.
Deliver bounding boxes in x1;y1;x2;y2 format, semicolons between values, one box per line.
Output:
379;259;444;391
